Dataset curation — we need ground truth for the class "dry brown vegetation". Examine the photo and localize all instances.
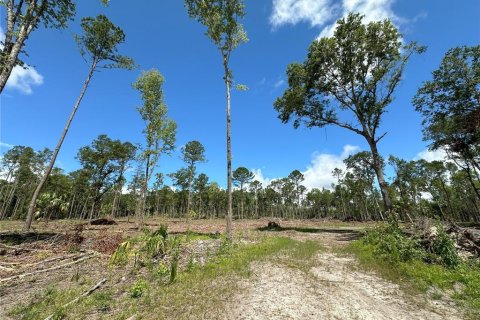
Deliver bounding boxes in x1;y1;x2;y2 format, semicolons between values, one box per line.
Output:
0;218;468;319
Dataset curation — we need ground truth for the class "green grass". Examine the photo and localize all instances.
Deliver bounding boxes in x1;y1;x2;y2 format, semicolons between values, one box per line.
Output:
113;235;321;319
10;235;321;320
344;240;480;318
134;236;321;319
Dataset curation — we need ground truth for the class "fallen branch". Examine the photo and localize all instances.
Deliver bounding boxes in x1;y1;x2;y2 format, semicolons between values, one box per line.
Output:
44;278;107;320
0;265;15;272
0;242;49;253
0;254;96;283
25;253;83;268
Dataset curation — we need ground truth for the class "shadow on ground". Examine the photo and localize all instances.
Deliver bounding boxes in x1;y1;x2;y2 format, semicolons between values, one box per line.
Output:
0;232;61;245
257;226;363;242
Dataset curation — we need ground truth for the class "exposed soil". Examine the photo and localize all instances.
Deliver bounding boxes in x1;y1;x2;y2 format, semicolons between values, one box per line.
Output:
228;227;462;320
0;218;466;319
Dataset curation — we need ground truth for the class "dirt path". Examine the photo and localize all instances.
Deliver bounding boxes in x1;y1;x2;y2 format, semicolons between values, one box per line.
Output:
228;229;463;320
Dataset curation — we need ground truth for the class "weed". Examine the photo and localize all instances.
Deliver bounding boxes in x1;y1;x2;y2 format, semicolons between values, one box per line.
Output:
109;240;132;266
152;224;168;239
345;239;480;318
130;279;147;298
170;250;179;283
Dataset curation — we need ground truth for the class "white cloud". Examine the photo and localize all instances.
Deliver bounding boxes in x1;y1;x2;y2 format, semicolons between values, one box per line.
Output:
302;144;360;189
251;144;360;190
270;0;403;38
270;0;339;28
414;148;448;162
251;168;276;188
0;26;44;94
5;66;44;94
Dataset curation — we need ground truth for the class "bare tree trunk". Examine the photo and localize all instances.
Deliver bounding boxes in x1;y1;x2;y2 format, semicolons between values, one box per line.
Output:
111;188;119;218
224;58;233;240
137;155;150;229
0;11;35;94
2;179;18;218
68;193;76;219
368;139;393;212
24;60;97;231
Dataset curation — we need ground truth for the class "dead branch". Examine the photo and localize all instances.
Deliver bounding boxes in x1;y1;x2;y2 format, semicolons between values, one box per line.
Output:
0;254;97;283
0;242;49;253
0;265;15;272
23;253;83;268
44;278;107;320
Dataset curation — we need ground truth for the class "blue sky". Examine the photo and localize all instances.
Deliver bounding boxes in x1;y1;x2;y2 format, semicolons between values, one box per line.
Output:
1;0;479;189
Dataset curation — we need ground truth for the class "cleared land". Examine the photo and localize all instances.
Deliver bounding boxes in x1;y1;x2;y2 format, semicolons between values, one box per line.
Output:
0;218;466;319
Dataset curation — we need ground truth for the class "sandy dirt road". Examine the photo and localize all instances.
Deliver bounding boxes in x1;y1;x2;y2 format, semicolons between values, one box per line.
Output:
228;228;463;320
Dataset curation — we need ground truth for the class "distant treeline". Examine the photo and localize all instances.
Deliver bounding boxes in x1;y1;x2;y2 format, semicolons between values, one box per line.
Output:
1;139;478;222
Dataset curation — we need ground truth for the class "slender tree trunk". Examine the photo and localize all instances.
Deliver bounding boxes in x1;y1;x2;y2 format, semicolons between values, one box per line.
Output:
3;179;18;218
68;193;76;219
137;154;150;229
111;187;119;218
224;59;233;240
24;60;98;231
0;19;34;94
464;167;480;202
367;138;393;212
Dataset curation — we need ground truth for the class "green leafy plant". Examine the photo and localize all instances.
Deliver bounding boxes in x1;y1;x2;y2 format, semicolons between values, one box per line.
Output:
110;241;132;265
363;223;424;263
130;279;147;298
427;226;460;268
152;224;169;239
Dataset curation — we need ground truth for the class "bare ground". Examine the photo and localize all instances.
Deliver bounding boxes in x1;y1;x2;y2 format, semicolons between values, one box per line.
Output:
0;218;467;319
229;227;463;320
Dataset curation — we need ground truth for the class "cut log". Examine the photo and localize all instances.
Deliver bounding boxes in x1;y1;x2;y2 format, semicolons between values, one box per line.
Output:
0;254;96;283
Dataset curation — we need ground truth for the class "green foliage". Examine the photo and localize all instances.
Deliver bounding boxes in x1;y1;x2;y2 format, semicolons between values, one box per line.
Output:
130;279;147;298
152;224;169;239
0;0;75;79
346;240;480;317
184;0;248;57
142;234;167;259
75;14;135;69
154;262;169;279
363;224;424;263
109;240;132;265
274;13;425;132
427;227;460;268
169;250;179;283
362;223;459;269
413;46;479;165
232;167;254;190
133;69;177;188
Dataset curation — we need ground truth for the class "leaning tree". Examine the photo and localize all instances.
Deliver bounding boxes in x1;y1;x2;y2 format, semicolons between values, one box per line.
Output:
24;14;135;231
274;13;424;213
185;0;248;239
0;0;75;93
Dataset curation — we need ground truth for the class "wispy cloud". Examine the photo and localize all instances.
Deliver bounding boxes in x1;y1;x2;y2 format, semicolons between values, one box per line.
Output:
0;141;14;150
274;79;285;88
0;27;44;94
270;0;405;38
